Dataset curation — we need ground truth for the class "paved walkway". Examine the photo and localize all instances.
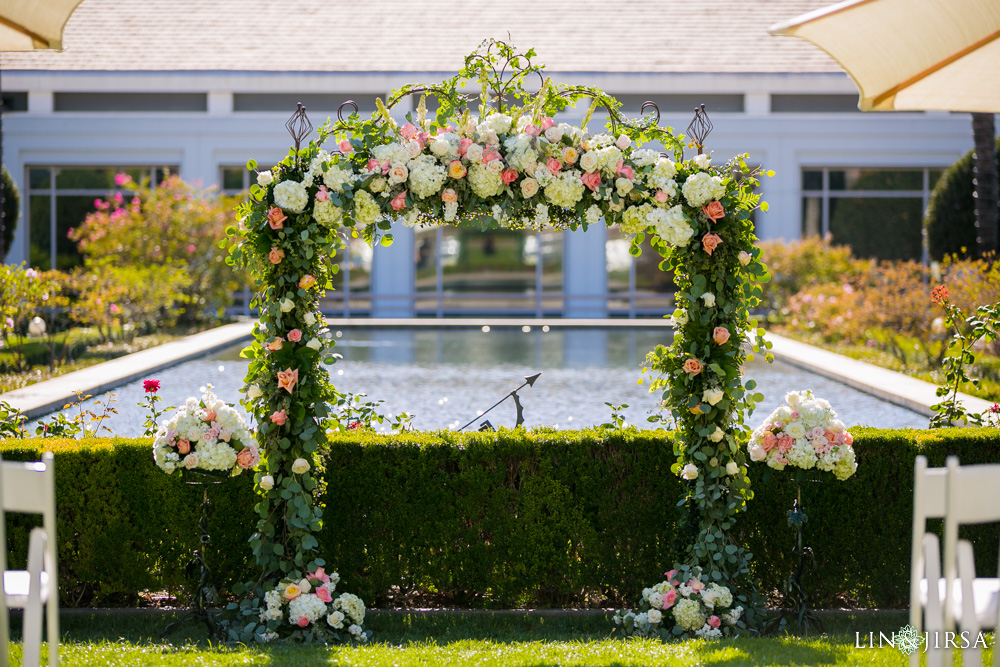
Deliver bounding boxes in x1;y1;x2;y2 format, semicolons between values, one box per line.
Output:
2;318;989;423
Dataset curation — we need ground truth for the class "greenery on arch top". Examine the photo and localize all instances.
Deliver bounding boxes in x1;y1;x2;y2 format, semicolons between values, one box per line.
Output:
225;38;772;640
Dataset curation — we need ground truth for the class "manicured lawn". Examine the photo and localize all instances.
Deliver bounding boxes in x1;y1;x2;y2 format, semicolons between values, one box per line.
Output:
5;609;960;666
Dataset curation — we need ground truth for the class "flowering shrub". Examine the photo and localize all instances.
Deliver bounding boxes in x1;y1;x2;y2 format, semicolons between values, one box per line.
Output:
613;568;743;640
0;264;61;371
758;236;870;314
248;568;369;643
152;389;259;476
69;174;243;323
748;391;856;481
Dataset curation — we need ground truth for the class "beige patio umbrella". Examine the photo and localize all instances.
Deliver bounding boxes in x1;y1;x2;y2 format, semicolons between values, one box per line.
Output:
769;0;1000;113
0;0;85;51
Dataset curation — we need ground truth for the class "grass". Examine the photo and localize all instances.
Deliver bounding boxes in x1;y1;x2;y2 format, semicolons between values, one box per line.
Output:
4;609;965;666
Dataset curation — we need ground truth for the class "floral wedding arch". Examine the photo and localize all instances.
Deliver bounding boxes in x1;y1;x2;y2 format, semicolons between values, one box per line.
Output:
226;40;771;641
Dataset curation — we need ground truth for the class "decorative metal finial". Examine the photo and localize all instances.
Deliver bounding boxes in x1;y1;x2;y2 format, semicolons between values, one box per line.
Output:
640;100;661;126
458;372;542;431
686;104;713;155
285;103;313;152
337;100;359;123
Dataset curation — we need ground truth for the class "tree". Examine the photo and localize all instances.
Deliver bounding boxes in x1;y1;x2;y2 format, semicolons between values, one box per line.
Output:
972;112;999;257
0;166;21;263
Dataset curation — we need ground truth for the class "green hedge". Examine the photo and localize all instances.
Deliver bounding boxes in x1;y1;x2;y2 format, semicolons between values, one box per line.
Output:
3;428;999;608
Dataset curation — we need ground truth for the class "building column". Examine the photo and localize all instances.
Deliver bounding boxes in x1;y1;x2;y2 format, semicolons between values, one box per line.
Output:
370;220;415;317
563;224;607;318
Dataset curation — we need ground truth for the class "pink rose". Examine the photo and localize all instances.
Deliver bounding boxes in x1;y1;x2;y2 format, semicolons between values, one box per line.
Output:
702;233;723;255
299;274;317;290
338;140;352;153
297;616;309;628
778;435;794;453
501;168;519;185
546;158;562;173
176;439;191;455
366;158;380;172
712;327;731;345
315;586;332;603
664;569;678;583
541;117;556;130
809;426;826;440
762;432;777;452
441;188;458;204
288;329;303;343
655;190;669;203
315;186;329;202
662;588;678;610
399;123;417;139
268;247;284;265
308;567;330;583
689;579;705;593
580;171;601;192
709;615;721;629
524;124;540;137
458;137;472;156
482;147;500;163
236;448;255;470
615;134;632;150
615;161;634;180
271;410;287;426
391;191;408;211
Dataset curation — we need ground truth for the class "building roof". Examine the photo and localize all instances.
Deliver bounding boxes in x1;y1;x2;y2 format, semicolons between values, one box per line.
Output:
2;0;843;75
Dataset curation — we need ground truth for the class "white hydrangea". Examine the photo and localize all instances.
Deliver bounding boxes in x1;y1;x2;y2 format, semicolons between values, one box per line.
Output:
620;204;651;234
443;201;458;222
595;145;623;174
682;172;726;208
696;624;722;639
631;149;660;168
649;205;694;246
273;180;308;213
479;113;513;135
707;583;732;609
543;170;586;208
288;593;328;625
533;203;549;226
353;190;381;227
694;153;712;170
673;598;706;631
334;592;366;625
313;199;343;227
652;157;678;181
372;142;408;167
260;589;284;622
468;163;504;198
429;133;460;162
584;205;602;227
407;155;447;199
322;164;355;193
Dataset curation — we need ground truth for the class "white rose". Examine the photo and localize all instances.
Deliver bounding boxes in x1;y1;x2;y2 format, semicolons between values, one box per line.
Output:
647;609;663;624
388;164;409;185
615;177;633;196
369;177;387;193
702;388;724;406
327;611;345;629
681;463;699;480
694;153;711;169
304;312;317;326
579;152;599;173
709;427;724;442
726;461;740;476
465;143;484;163
405;141;422;159
786;422;807;439
521;178;540;198
280;298;295;313
738;250;752;266
292;458;310;474
615;134;632;150
544;126;563;143
749;444;767;461
702;293;716;307
306;338;322;351
430;138;450;157
256;170;273;186
299;578;312;593
184;454;198;469
247;384;263;400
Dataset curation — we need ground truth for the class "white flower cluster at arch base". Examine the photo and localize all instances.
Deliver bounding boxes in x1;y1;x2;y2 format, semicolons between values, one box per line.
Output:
259;109;727;247
152;390;259;476
747;390;857;481
613;569;744;640
258;567;370;643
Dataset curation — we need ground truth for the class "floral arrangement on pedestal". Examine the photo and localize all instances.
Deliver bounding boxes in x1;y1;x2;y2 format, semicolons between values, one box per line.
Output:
152;389;259;476
256;567;369;643
613;568;744;640
224;39;771;641
748;390;856;481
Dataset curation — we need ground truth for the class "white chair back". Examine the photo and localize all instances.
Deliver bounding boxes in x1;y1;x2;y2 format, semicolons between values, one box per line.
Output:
910;456;947;667
0;452;59;667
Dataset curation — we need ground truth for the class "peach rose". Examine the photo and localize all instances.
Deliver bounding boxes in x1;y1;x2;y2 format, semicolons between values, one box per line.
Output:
448;161;467;179
268;247;284;264
521;178;539;198
266;337;284;352
267;207;287;230
299;274;317;290
236;448;255;470
176;439;191;455
682;358;703;376
388;164;409;184
580;171;601;192
338;139;353;153
287;329;303;343
562;147;579;165
702;233;723;255
441;188;458;203
762;432;777;452
702;201;725;222
501;168;519;185
277;368;299;393
283;583;301;600
546;157;562;174
712;327;731;345
204;410;217;422
270;409;287;426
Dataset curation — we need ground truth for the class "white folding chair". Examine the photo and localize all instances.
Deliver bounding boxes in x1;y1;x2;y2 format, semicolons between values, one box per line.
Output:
0;453;59;667
910;455;948;667
944;456;1000;667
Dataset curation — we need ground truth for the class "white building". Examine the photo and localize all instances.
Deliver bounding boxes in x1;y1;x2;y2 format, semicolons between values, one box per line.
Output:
1;0;978;317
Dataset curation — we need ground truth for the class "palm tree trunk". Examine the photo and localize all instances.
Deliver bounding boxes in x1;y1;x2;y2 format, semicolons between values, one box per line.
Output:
972;112;999;257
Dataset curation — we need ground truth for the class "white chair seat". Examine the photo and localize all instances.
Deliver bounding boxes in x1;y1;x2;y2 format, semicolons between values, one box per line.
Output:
2;571;50;609
920;576;1000;628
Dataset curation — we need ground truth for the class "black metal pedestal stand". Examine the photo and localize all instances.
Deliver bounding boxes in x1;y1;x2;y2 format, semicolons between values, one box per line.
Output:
764;482;824;636
161;473;225;640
